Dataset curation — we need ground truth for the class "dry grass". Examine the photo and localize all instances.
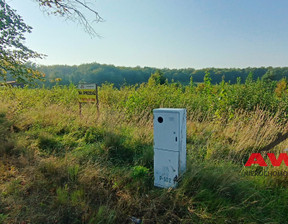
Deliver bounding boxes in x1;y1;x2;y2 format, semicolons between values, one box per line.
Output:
1;87;288;223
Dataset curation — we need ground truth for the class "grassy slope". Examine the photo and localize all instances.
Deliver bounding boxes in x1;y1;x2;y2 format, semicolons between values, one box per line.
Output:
1;85;288;223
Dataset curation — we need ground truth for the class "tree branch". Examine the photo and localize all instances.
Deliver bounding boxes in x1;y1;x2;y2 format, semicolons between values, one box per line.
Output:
36;0;103;37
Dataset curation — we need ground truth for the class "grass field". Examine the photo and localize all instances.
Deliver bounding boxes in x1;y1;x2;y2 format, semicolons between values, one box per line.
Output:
1;77;288;223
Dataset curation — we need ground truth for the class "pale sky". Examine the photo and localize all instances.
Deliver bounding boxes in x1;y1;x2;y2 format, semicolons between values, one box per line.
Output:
7;0;288;69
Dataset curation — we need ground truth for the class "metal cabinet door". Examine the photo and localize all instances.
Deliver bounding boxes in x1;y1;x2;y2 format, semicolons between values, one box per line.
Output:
153;112;180;151
154;149;179;188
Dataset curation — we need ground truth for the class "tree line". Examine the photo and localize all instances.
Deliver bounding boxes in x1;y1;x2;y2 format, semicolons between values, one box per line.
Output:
28;63;288;87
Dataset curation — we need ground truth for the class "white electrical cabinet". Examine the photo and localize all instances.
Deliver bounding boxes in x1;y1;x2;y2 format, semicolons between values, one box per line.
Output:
153;108;186;188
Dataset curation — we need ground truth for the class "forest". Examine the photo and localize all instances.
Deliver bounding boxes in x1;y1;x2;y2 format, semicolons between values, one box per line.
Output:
20;63;288;87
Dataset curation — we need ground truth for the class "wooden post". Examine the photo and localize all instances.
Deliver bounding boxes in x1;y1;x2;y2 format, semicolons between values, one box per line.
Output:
79;102;82;117
96;84;99;113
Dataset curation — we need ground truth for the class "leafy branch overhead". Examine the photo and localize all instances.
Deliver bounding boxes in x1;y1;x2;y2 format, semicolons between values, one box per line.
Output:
0;0;44;83
0;0;103;83
37;0;104;36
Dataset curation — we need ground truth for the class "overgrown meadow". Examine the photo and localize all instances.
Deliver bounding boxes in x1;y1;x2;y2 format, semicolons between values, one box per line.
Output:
1;73;288;223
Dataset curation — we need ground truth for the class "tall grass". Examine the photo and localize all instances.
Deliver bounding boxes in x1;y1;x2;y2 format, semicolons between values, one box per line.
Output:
1;78;288;223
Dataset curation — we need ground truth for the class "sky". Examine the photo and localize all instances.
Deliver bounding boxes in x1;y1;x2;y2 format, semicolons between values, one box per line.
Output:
7;0;288;69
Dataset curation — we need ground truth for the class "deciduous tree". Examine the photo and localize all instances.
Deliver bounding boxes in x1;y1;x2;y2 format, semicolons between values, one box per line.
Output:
0;0;44;83
0;0;103;83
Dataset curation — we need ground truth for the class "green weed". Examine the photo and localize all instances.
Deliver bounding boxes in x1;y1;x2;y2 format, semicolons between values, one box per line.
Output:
1;80;288;223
